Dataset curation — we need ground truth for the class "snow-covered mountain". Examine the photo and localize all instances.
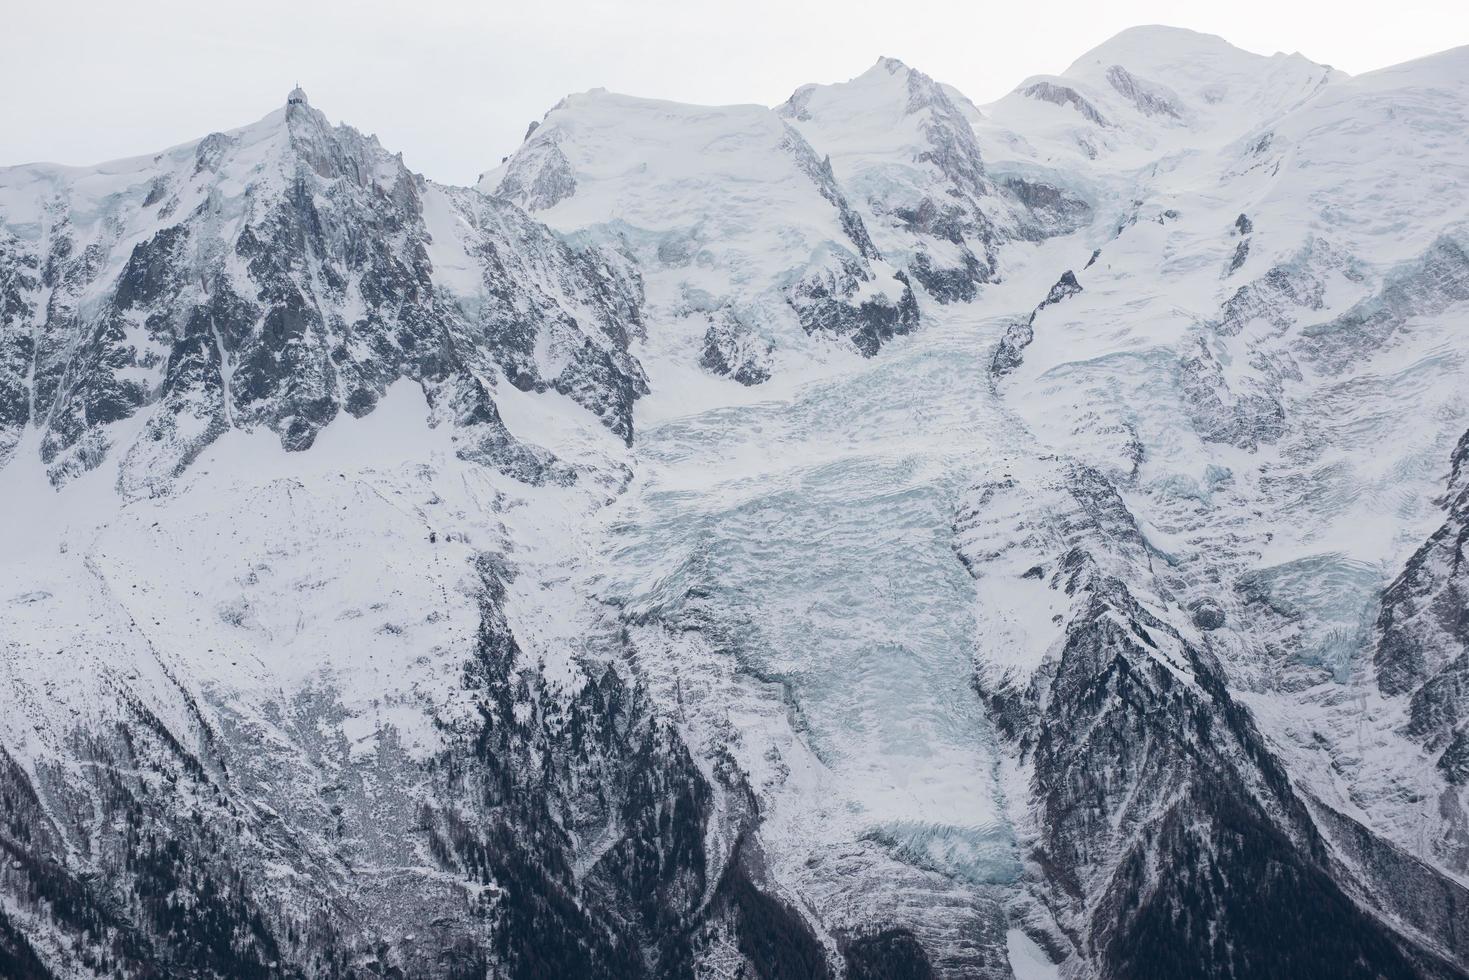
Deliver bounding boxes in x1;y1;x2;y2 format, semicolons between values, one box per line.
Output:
482;88;920;385
0;87;645;493
4;24;1469;979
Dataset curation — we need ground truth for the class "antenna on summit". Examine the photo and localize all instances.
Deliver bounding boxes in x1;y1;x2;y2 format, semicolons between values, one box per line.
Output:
288;83;307;106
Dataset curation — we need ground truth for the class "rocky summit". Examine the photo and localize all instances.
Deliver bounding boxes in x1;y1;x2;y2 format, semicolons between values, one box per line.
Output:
4;25;1469;979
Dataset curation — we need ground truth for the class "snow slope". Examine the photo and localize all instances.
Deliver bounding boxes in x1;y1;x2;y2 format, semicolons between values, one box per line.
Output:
485;89;918;382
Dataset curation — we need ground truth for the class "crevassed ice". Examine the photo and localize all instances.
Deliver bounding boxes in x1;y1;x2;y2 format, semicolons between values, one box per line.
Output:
600;312;1025;884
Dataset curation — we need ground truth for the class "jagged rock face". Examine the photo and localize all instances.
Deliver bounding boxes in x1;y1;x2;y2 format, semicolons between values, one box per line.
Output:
1021;82;1111;127
493;128;577;211
960;463;1469;979
698;308;773;386
995;176;1094;243
0;93;647;494
410;557;795;980
1377;431;1469;778
780;57;1090;305
0;547;809;979
0;231;43;466
1104;65;1182;119
1177;336;1286;450
787;263;920;357
990;269;1080;376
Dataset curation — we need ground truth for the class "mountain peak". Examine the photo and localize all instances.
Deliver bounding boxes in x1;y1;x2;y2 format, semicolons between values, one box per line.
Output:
1077;24;1240;60
777;55;987;140
1064;23;1325;81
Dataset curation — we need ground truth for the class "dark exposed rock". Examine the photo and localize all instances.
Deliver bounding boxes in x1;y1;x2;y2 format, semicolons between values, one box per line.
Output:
1213;242;1344;337
1190;599;1226;630
906;247;988;304
999;177;1094;241
1309;799;1469;969
0;913;48;979
992;271;1081;377
112;224;190;311
1105;65;1182;119
0;546;826;979
1228;238;1250;273
843;927;935;980
1441;730;1469;784
0;721;302;978
1020;82;1110;127
787;264;919;358
1036;270;1082;313
990;317;1033;377
898;63;986;198
1177;336;1285;450
1376;427;1469;778
3;95;649;491
0;233;40;460
496;135;577;212
780;132;880;263
700;309;773;385
890;196;995;302
718;846;832;980
783;58;1096;303
960;463;1469;978
10;52;1468;980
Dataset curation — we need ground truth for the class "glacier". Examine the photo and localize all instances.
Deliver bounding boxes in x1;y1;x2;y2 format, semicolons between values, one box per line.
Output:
600;310;1036;882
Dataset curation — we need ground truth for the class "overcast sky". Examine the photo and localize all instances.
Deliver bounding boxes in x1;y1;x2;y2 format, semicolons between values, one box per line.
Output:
5;0;1467;184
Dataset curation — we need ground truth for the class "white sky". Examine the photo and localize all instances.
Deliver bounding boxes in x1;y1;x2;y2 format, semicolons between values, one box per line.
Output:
4;0;1467;185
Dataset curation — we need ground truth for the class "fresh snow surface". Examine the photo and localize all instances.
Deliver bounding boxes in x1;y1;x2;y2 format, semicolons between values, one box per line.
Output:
0;379;610;766
485;87;910;377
